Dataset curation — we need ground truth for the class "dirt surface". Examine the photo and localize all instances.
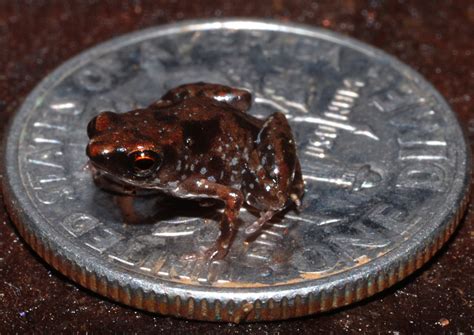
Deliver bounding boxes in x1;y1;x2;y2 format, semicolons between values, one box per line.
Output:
0;0;473;333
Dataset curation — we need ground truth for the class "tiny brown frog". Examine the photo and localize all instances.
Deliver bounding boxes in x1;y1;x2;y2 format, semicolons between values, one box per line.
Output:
86;83;304;259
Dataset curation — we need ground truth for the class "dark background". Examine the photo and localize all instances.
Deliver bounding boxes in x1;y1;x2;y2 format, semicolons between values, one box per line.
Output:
0;0;473;333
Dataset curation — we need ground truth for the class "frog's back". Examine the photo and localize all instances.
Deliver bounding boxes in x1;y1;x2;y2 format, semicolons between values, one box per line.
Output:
161;96;262;126
156;97;263;149
147;97;263;187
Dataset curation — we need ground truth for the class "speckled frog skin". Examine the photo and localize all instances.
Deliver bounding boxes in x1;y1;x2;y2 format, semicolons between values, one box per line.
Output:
86;83;304;259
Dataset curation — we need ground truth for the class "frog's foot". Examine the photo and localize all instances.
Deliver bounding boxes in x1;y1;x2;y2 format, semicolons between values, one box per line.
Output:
205;222;239;260
186;248;227;283
187;244;227;273
194;223;238;262
244;210;275;236
203;244;228;260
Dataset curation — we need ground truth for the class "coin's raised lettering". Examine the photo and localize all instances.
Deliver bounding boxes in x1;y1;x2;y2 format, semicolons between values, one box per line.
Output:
33;122;68;131
138;251;167;273
294;242;339;274
151;220;200;237
27;172;74;205
299;78;371;160
108;234;167;268
302;161;381;191
83;227;123;253
49;97;84;116
390;104;449;161
25;144;76;204
370;88;419;114
396;162;447;192
398;146;448;161
367;203;410;235
326;220;391;266
75;64;113;92
61;213;101;237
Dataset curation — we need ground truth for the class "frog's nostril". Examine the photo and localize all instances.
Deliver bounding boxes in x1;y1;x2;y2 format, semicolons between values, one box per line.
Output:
87;111;118;137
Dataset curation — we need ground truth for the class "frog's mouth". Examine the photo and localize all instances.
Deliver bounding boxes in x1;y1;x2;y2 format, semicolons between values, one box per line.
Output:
88;161;159;196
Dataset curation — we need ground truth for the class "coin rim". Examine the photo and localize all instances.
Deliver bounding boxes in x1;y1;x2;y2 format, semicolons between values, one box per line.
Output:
2;19;471;322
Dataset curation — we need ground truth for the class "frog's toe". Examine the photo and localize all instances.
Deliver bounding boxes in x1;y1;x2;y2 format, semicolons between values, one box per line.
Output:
290;193;302;207
245;210;275;236
202;244;228;261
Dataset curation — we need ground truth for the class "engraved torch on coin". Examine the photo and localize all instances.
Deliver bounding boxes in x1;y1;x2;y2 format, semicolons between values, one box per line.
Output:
2;20;470;322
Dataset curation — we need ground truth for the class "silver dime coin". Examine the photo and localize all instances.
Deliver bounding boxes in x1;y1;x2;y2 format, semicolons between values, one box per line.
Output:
2;20;470;322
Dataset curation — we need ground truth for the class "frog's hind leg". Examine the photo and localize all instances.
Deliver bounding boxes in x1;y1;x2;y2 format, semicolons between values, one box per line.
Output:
159;82;252;112
256;111;302;206
244;112;303;235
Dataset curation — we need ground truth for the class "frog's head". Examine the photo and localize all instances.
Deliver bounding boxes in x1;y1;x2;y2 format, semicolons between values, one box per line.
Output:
86;111;163;185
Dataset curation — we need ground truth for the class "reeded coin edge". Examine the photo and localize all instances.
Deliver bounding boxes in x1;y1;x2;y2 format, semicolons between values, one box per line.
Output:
2;180;470;322
2;19;472;322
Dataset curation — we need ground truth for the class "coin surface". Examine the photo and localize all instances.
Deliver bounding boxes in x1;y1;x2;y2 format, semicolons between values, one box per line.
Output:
2;20;470;322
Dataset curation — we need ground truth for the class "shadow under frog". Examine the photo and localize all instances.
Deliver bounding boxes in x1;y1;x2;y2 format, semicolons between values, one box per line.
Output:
86;82;304;260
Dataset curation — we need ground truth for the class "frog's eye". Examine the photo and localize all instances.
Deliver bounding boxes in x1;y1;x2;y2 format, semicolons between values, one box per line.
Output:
129;150;162;177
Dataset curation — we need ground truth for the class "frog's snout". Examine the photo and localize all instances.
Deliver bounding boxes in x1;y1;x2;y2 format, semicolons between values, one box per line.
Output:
85;140;109;158
85;141;102;160
85;141;114;173
86;139;106;158
85;142;92;158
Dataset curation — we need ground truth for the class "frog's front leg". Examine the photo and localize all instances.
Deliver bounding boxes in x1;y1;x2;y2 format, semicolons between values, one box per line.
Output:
90;171;145;224
115;195;166;225
115;195;142;224
176;177;243;260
